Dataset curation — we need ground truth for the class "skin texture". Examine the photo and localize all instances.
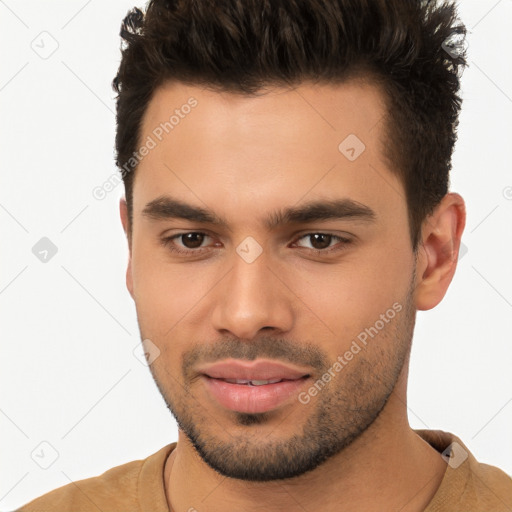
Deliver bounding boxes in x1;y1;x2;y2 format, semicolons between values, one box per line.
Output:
120;80;466;512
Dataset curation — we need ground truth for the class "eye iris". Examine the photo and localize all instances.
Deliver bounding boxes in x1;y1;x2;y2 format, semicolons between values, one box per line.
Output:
310;233;331;250
182;233;205;249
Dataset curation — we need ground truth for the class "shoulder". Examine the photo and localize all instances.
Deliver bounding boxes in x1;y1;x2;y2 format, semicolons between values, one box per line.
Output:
466;459;512;509
16;459;143;512
15;444;175;512
416;429;512;512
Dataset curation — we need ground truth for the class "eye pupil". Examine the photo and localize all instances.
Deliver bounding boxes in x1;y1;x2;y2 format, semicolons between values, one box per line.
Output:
310;233;331;250
182;233;204;248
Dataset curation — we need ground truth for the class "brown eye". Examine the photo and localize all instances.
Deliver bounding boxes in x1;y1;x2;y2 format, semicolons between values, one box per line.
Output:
160;232;212;254
180;233;206;249
294;233;352;254
308;234;332;250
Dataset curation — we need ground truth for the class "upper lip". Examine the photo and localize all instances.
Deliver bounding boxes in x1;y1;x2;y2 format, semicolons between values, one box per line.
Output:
198;359;311;381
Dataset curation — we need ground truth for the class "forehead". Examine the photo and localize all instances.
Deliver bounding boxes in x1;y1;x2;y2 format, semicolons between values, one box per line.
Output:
133;79;404;228
141;79;387;147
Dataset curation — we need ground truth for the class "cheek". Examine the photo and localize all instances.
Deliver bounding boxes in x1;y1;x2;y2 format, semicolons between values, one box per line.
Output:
131;242;182;333
131;243;220;338
287;245;412;349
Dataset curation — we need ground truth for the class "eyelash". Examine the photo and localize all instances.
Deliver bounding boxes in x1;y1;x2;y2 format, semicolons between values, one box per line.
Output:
160;232;353;256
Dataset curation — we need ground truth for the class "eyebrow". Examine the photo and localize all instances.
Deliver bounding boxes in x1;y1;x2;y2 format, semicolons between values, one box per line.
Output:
142;195;377;229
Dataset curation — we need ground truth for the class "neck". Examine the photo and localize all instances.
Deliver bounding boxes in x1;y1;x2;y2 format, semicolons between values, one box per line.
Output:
164;383;447;512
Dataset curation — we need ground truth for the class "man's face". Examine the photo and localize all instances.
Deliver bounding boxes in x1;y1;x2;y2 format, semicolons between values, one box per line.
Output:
123;80;419;481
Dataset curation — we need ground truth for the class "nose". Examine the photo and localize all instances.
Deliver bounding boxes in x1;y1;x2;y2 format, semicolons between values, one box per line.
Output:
211;249;295;340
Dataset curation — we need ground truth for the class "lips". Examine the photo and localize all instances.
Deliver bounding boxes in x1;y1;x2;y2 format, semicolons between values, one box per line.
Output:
197;359;312;414
220;378;284;386
197;359;310;381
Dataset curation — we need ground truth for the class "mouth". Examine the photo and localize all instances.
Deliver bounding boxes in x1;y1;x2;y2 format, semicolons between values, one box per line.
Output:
197;358;311;381
197;359;312;414
201;375;311;414
211;377;302;386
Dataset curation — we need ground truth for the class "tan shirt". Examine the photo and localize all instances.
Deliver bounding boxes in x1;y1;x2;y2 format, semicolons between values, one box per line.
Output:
16;430;512;512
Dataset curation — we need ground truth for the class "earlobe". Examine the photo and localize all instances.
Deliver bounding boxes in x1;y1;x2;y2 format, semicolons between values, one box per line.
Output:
414;193;466;311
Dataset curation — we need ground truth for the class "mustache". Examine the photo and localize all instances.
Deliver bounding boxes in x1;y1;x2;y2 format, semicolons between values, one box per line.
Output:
182;335;329;379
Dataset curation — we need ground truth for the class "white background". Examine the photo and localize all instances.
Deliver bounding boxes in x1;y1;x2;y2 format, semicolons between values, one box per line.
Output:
1;1;511;510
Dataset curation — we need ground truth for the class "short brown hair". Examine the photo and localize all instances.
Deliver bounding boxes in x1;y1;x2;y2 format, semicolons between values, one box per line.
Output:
112;0;467;250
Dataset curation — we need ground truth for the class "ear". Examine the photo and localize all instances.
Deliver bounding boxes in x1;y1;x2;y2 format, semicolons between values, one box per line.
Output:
414;192;466;311
119;196;134;300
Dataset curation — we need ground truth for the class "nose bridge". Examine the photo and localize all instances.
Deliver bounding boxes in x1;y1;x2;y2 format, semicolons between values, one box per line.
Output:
211;246;294;339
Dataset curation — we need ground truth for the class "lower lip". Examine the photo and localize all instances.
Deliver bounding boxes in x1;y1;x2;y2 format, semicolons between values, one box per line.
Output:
202;375;309;414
